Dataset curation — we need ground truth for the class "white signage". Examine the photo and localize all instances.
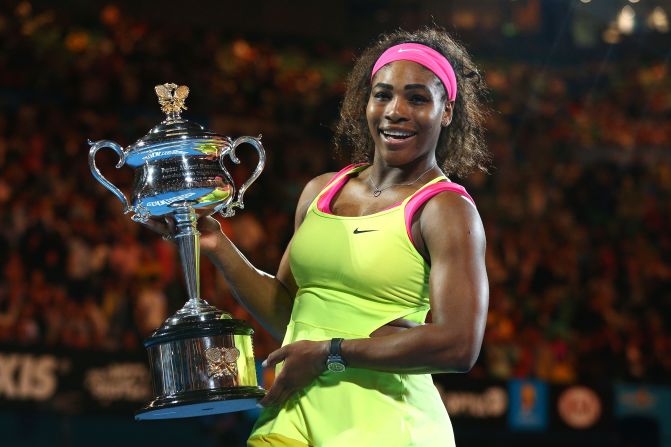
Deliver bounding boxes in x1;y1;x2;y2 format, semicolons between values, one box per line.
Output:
558;386;602;429
436;383;508;418
0;353;61;400
84;362;152;403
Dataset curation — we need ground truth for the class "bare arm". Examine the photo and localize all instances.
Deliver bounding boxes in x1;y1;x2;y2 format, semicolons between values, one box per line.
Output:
201;173;336;340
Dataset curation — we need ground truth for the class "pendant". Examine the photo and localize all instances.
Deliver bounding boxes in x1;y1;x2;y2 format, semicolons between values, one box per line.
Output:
373;190;382;197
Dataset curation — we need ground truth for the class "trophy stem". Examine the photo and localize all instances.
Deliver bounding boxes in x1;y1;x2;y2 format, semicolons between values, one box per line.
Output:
173;207;201;302
167;207;226;324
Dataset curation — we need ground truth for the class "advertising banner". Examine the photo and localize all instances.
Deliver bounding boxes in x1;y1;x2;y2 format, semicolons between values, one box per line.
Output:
508;379;549;431
1;345;669;446
0;346;150;415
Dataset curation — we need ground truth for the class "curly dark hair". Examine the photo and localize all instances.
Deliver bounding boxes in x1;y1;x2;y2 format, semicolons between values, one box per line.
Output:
334;27;490;178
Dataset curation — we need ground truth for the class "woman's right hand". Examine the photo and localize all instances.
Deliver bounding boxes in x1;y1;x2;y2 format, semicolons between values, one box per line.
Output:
196;216;225;254
141;214;225;254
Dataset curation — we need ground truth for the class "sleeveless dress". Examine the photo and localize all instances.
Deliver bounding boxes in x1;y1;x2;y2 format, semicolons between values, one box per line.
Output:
248;164;475;447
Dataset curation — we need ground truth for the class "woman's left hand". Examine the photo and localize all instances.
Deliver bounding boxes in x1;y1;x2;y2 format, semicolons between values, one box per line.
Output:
259;340;330;407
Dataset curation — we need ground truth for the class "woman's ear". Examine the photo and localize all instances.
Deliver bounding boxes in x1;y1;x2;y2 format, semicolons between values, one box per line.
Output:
441;101;454;127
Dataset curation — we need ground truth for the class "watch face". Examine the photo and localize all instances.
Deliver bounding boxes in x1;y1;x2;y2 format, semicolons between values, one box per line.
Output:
327;361;346;373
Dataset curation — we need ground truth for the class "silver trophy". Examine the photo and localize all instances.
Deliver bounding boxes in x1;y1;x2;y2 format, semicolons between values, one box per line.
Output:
88;83;266;420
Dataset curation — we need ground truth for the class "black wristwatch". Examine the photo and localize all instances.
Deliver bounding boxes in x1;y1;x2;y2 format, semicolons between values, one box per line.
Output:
326;338;346;372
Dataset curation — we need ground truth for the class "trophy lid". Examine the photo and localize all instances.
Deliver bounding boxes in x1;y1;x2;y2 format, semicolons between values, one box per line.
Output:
124;83;230;166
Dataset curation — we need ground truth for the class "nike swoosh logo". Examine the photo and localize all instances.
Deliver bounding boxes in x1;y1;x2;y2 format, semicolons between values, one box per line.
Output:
353;228;378;234
397;48;421;53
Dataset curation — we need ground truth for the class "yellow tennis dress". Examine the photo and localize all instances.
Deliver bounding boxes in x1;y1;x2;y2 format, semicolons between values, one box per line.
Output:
248;165;464;446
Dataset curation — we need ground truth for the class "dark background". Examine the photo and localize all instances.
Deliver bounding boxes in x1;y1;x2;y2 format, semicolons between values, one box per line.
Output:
1;0;670;445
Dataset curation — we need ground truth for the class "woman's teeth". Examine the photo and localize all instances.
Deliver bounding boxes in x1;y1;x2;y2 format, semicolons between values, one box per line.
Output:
381;130;416;139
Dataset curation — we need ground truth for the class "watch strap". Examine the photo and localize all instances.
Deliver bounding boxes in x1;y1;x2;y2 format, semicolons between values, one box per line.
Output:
329;338;344;357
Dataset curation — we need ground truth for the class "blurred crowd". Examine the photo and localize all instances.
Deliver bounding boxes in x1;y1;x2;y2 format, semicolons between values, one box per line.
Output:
1;3;670;384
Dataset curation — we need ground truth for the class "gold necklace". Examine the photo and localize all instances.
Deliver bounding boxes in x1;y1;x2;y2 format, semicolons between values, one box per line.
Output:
368;164;437;197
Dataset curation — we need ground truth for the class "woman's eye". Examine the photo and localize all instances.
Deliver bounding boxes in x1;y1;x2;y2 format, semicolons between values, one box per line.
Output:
409;95;429;104
373;91;391;100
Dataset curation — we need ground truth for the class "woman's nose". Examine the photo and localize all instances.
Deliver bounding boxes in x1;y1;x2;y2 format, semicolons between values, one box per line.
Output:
384;97;408;122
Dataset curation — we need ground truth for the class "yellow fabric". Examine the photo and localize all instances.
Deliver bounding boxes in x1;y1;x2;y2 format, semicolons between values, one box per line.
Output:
249;166;456;446
248;433;310;447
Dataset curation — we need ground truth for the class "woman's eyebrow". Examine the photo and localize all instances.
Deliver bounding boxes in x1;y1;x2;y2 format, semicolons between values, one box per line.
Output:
404;84;430;92
373;82;393;90
372;82;430;92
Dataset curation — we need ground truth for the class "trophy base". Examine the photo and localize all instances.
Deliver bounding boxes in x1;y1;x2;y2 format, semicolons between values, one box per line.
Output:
135;386;265;420
139;315;266;421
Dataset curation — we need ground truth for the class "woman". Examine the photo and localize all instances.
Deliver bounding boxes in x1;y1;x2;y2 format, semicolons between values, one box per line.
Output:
156;27;489;446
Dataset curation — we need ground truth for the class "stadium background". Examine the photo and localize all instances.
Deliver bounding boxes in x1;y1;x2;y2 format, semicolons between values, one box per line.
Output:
0;0;670;445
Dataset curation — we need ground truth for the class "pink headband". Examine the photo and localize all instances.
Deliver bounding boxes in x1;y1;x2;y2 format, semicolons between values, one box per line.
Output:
371;43;457;101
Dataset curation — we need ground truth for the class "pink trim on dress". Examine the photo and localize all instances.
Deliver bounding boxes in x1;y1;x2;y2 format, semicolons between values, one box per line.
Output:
404;182;475;246
316;164;367;213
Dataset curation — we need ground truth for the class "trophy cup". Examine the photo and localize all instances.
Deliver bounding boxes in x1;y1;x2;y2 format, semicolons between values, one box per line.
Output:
88;83;266;420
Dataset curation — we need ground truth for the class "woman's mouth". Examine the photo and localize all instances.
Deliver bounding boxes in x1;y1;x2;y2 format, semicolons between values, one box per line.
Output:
379;129;417;144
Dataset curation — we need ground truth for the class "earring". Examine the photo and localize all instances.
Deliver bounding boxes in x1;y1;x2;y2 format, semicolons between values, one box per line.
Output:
441;118;450;127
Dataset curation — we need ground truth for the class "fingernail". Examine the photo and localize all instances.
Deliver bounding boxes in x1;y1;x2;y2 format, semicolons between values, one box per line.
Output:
256;403;264;409
262;359;268;368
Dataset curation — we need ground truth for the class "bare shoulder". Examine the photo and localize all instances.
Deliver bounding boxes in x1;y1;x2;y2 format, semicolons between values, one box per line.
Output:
299;172;339;207
420;190;485;251
303;172;338;197
294;172;339;228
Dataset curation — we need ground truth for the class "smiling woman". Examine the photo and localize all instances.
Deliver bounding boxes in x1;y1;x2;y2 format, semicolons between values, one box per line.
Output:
336;28;490;179
148;26;492;447
367;59;450;169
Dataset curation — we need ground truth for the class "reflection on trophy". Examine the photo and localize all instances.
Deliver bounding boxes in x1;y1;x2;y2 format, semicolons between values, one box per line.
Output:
88;83;266;420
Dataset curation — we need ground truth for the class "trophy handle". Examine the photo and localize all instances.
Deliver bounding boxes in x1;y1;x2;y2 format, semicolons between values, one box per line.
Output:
88;139;131;214
219;135;265;218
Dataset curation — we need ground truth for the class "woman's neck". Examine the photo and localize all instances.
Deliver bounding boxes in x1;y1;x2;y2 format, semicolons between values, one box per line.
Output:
367;156;440;187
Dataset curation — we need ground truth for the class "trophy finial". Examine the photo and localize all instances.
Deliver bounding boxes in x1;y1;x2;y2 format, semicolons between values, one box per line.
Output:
155;83;189;116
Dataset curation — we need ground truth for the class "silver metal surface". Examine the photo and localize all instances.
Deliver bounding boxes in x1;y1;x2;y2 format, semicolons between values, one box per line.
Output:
88;83;267;418
164;206;224;325
174;208;201;302
88;83;266;223
88;83;266;326
88;140;131;214
147;333;258;396
220;135;265;217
